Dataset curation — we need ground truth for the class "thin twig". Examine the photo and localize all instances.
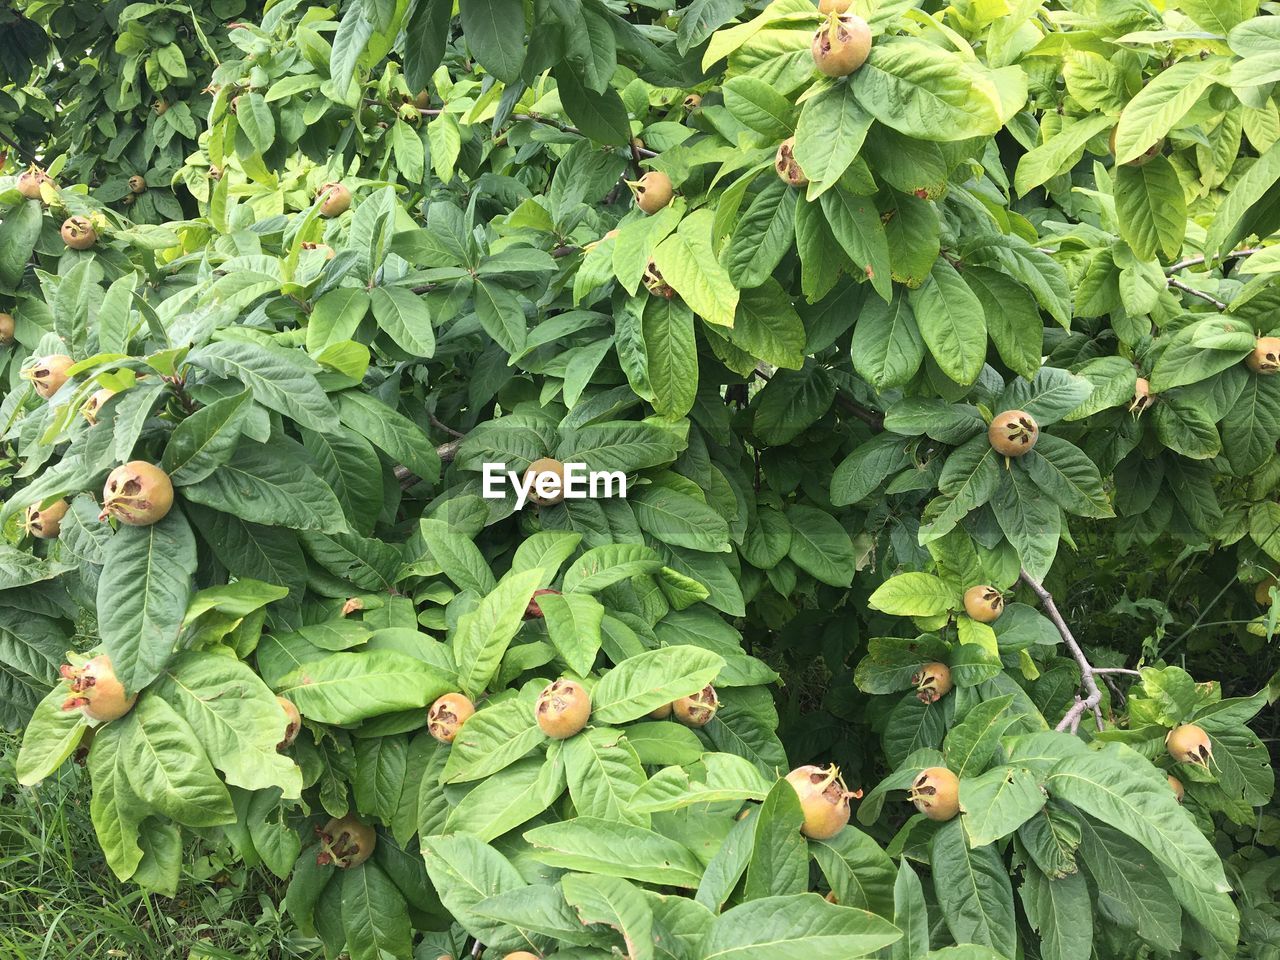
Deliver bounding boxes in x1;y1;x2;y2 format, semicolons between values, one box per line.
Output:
1091;667;1143;676
430;414;465;439
1019;570;1105;733
0;129;39;167
1167;277;1228;311
752;363;885;430
1164;248;1262;274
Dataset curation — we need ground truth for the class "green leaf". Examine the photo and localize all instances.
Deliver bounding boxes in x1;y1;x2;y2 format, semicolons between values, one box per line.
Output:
907;261;987;386
1113;60;1224;165
341;862;413;960
336;391;440;483
794;83;873;200
562;874;655;960
702;893;901;960
960;765;1046;847
722;76;795;139
16;685;86;785
820;188;891;303
421;835;534;952
1114;156;1187;262
186;340;336;434
88;722;147;881
459;0;527;82
785;504;857;586
868;573;956;617
725;181;797;290
161;390;251;484
653;209;739;328
851;289;924;390
371;286;436;356
121;696;236;827
592;646;724;724
277;650;453;724
930;820;1016;957
454;570;543;699
444;756;563;841
1023;435;1114;519
555;65;630;145
563;727;649;825
525;817;708;887
1014;114;1114;196
442;697;546;783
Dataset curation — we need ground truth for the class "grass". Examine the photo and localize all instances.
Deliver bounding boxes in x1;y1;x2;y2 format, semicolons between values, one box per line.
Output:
0;731;322;960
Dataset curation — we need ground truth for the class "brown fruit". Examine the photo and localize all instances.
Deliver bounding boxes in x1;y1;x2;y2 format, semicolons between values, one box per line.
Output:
0;312;14;344
811;14;872;77
16;167;52;200
1167;774;1184;803
988;409;1039;457
427;692;475;744
128;175;147;194
1131;376;1154;413
785;764;853;839
673;684;719;726
209;164;223;181
775;137;807;188
60;654;137;722
912;662;953;704
1256;577;1277;605
523;457;567;506
525;588;560;619
503;954;541;960
1246;337;1280;375
631;136;646;152
963;585;1004;624
649;702;674;719
316;814;376;868
643;259;676;299
908;766;960;821
62;216;98;250
81;387;117;424
818;0;853;11
536;679;592;739
100;461;174;526
301;241;336;260
153;99;169;116
633;171;674;214
25;499;69;539
1166;724;1212;766
317;182;351;217
23;354;74;399
682;93;702;111
277;697;302;750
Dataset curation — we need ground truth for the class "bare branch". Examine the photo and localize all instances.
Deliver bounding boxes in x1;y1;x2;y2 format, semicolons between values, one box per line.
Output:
1167;277;1228;311
1019;570;1105;733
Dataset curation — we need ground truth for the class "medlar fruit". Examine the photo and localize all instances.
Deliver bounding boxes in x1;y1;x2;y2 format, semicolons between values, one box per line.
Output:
1131;376;1154;413
912;662;953;704
1246;337;1280;375
683;93;702;111
988;409;1039;456
633;171;674;214
317;182;351;217
525;588;560;619
301;241;336;260
673;685;719;726
1256;576;1277;605
16;166;52;200
1167;774;1184;803
81;387;116;424
128;175;147;194
100;461;174;525
153;99;169;115
643;259;676;299
26;499;69;539
523;457;567;506
414;89;432;109
0;312;13;344
316;814;376;868
535;679;591;739
963;585;1004;624
649;702;674;719
23;354;74;399
60;654;137;723
908;766;960;821
775;136;807;188
61;216;98;250
427;692;475;744
1166;723;1212;766
785;764;853;839
811;13;872;77
819;0;853;11
277;697;302;750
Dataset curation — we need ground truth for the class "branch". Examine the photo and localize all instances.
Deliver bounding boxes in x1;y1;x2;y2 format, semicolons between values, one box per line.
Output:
393;438;462;490
1167;277;1228;311
0;128;39;167
1019;570;1105;733
1164;248;1262;274
753;363;885;430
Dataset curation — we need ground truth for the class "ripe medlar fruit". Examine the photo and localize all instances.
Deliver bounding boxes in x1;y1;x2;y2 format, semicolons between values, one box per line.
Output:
908;766;960;821
100;461;174;526
504;953;540;960
1246;337;1280;375
128;175;147;194
427;692;475;744
61;216;98;250
682;93;702;111
523;457;567;506
673;685;719;726
643;259;676;298
153;99;169;116
811;13;872;77
775;137;807;188
0;312;14;344
1166;723;1212;766
963;585;1004;623
301;241;336;260
1167;774;1184;803
316;814;376;868
525;588;560;619
535;679;591;739
60;654;137;722
277;697;302;750
819;0;853;11
785;764;853;839
16;166;52;200
23;354;74;399
1256;576;1277;605
1131;376;1154;413
81;387;116;424
912;662;952;704
26;499;69;539
988;409;1039;456
317;182;351;217
633;171;674;214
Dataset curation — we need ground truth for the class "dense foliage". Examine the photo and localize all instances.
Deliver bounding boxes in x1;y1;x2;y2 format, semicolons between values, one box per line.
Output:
2;0;1279;958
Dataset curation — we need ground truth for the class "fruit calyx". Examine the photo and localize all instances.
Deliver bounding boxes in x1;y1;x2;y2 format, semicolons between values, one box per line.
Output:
1131;376;1154;414
81;387;117;424
785;764;855;839
1166;723;1212;766
674;684;719;726
811;13;872;77
912;662;952;704
60;654;137;722
963;585;1004;623
643;259;676;299
682;93;702;111
908;766;960;821
535;678;592;738
17;165;53;200
317;182;352;217
427;692;476;744
315;814;376;868
631;171;673;214
100;461;174;526
775;137;807;187
25;499;70;539
22;354;74;400
988;409;1039;457
61;216;98;250
1246;337;1280;375
277;697;302;750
